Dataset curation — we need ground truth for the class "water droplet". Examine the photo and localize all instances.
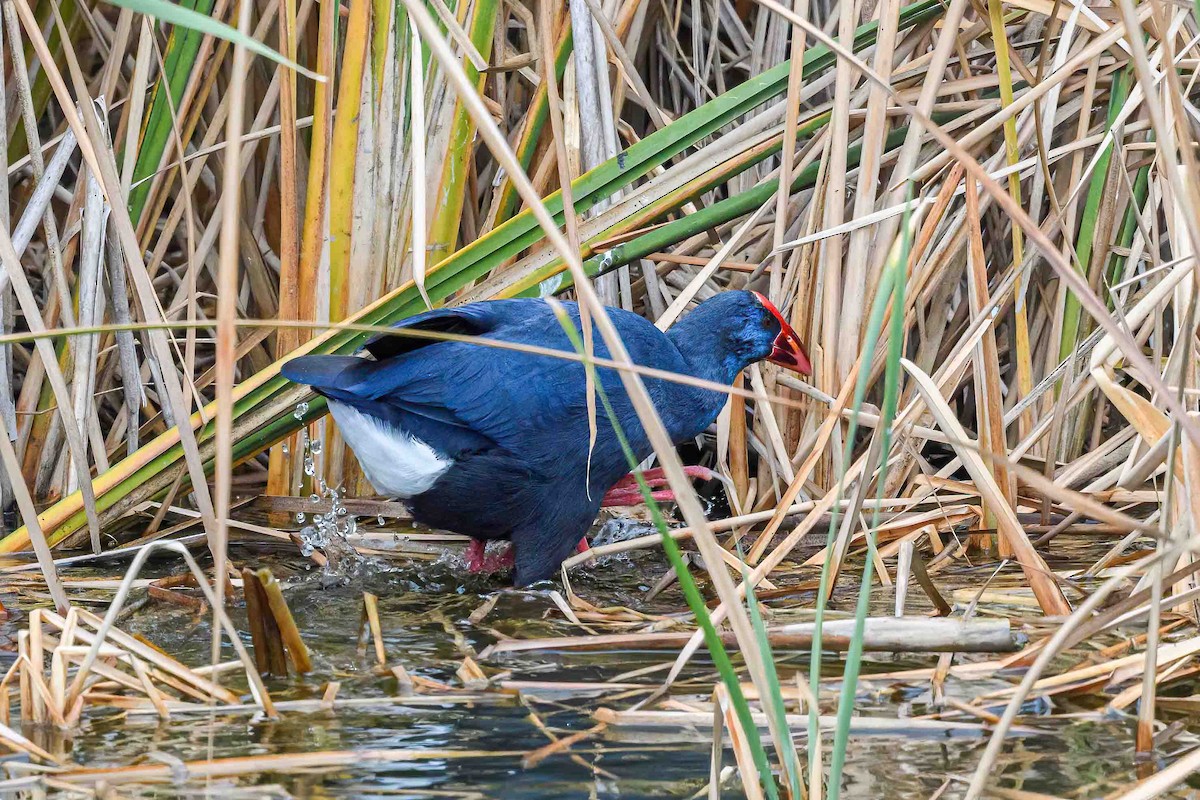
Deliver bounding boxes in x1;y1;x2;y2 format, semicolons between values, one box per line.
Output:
295;512;306;524
377;515;386;526
294;402;309;420
289;474;369;579
310;439;323;455
281;443;290;456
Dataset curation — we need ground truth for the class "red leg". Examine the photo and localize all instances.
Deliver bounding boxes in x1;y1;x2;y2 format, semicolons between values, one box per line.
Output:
576;537;590;553
481;545;515;572
465;539;487;573
466;540;514;573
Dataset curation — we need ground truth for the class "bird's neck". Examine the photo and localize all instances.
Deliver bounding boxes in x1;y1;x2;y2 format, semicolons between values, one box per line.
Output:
666;315;745;387
656;316;746;444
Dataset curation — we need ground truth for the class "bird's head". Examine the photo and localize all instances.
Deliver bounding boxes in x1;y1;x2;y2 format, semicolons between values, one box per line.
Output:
749;291;812;374
668;290;812;383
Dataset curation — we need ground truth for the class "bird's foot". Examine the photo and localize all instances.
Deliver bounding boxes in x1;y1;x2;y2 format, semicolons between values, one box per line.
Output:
465;539;486;572
607;465;716;492
600;488;678;507
601;466;717;507
465;539;515;573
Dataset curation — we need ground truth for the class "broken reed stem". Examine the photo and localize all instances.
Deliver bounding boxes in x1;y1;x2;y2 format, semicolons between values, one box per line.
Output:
360;592;386;667
255;568;312;674
242;568;288;677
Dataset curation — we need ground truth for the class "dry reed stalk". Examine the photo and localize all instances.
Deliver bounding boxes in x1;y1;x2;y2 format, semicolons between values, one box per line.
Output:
484;617;1016;655
55;748;532;785
5;0;1200;793
14;604;246;730
592;706;997;736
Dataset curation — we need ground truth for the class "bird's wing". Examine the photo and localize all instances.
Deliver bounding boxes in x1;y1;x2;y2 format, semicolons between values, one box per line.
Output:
369;304;688;467
287;300;687;471
281;303;510;394
358;303;509;360
348;333;592;467
280;301;575;466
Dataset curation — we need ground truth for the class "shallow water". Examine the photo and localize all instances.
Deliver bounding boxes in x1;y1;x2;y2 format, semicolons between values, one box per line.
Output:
8;523;1200;799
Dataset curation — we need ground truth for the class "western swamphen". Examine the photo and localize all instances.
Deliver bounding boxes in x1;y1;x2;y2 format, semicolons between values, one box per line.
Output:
281;290;810;585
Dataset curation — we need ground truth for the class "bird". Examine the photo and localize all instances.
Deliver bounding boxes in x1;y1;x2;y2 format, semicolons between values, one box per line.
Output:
280;290;811;586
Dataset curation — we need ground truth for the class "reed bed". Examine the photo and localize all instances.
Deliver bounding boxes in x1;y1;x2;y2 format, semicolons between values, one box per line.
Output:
0;0;1198;796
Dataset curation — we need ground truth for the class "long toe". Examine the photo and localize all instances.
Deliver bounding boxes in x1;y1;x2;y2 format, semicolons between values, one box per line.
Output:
600;487;642;507
682;465;716;482
632;466;712;482
600;487;677;507
610;466;716;496
609;473;639;491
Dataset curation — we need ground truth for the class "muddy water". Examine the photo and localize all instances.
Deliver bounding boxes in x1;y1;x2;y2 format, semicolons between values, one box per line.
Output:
9;524;1200;799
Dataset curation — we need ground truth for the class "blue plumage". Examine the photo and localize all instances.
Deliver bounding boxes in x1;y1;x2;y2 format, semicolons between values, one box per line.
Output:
281;290;809;585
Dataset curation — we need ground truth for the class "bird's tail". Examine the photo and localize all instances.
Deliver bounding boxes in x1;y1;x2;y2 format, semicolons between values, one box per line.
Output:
280;355;363;395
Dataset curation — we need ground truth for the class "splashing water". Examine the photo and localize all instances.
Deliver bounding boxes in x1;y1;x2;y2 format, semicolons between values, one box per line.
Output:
296;484;368;583
292;403;375;585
